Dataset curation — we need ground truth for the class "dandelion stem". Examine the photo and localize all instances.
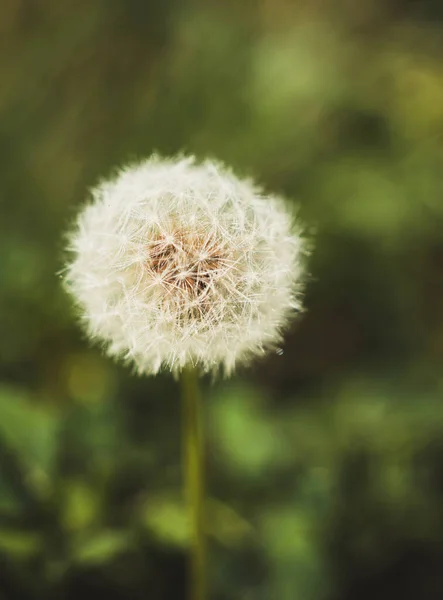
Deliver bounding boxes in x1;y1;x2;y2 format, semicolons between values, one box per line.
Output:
181;366;206;600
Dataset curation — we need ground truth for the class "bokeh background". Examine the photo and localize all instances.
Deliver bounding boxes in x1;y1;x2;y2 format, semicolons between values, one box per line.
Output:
2;0;443;598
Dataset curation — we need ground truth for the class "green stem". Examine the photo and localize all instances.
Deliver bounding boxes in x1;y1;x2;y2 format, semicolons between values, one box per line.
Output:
181;366;206;600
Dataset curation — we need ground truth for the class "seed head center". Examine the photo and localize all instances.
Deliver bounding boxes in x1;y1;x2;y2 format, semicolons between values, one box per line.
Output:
145;229;226;302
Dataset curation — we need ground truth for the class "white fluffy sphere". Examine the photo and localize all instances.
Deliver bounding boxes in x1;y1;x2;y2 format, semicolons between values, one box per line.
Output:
64;156;307;376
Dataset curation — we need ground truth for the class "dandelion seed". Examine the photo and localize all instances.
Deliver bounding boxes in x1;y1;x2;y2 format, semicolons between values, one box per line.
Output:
63;156;308;376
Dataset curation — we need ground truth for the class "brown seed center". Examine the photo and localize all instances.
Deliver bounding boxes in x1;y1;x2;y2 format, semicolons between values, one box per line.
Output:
145;230;226;305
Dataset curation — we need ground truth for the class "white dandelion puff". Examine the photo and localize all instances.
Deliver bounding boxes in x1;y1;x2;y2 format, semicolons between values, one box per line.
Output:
63;156;308;376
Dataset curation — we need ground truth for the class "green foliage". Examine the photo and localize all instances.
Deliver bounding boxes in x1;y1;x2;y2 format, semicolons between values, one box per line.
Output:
71;530;133;566
210;385;290;476
0;387;58;474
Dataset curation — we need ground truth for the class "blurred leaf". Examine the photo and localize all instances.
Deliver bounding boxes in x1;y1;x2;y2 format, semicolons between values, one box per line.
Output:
0;386;58;476
0;529;42;558
60;480;101;532
260;507;318;561
141;493;189;548
140;493;255;549
210;385;289;477
207;498;255;548
72;530;132;565
315;160;419;238
260;506;327;600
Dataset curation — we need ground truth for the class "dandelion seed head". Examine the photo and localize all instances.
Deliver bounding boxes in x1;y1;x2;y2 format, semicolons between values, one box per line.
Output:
64;156;308;376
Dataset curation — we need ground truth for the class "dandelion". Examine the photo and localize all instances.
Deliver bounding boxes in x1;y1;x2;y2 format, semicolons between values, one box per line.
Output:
64;155;306;377
62;155;308;600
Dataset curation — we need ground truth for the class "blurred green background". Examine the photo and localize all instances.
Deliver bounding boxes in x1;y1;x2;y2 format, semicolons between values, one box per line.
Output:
2;0;443;598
